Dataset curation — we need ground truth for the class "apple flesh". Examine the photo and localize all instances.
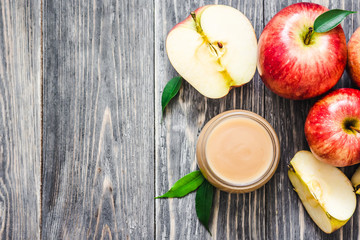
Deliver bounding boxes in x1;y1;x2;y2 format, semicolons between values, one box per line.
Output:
305;88;360;167
166;5;257;99
257;2;347;100
288;151;356;234
348;27;360;87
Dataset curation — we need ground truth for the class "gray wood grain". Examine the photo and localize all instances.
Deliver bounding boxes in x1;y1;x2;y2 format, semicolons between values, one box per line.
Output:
0;0;41;239
155;0;360;239
42;0;154;239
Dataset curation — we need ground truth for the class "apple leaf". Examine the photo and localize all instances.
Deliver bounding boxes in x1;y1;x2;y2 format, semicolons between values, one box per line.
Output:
161;76;183;113
155;170;204;198
195;180;214;235
314;9;356;33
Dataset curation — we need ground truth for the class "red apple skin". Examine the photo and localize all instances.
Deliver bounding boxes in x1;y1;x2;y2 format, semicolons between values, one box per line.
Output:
258;3;347;100
348;27;360;87
305;88;360;167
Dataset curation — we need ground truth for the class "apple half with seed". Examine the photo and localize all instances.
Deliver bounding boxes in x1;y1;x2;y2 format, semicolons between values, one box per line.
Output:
288;151;356;234
166;5;257;98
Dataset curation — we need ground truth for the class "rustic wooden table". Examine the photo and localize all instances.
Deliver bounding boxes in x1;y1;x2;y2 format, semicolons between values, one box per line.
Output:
1;0;360;239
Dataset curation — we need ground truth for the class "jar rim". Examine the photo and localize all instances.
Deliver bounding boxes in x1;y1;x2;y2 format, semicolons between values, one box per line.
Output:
197;110;280;191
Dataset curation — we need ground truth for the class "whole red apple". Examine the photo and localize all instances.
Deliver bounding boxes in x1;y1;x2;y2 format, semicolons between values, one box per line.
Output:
348;26;360;87
258;3;347;100
305;88;360;167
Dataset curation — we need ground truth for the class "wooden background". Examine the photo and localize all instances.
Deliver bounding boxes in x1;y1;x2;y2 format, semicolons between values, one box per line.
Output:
0;0;359;239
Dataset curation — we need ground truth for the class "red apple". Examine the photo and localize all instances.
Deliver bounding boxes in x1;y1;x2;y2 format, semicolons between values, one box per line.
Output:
257;3;347;100
348;27;360;87
305;88;360;167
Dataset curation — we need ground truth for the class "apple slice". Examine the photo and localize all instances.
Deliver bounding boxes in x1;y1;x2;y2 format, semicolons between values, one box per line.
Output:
166;5;257;99
288;151;356;234
351;166;360;194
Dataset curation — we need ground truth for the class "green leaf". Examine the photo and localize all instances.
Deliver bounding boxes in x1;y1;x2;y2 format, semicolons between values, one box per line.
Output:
161;76;183;113
155;170;204;198
195;180;214;235
314;9;356;33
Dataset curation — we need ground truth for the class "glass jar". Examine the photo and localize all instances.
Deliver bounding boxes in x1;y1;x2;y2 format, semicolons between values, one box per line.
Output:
196;110;280;193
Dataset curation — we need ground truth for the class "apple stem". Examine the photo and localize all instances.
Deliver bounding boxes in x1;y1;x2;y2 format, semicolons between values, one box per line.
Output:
190;11;202;34
304;27;314;45
190;11;196;22
350;126;360;133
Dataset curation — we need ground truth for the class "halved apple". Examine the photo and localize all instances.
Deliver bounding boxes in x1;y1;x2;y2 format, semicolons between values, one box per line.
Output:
166;5;257;98
351;166;360;194
288;151;356;234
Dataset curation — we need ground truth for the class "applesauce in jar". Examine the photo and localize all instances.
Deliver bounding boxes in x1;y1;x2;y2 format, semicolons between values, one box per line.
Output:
196;110;280;193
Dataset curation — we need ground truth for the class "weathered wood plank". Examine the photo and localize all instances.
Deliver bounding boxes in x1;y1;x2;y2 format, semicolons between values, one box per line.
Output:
42;0;154;239
0;0;41;239
155;0;265;239
264;0;359;239
156;0;360;239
